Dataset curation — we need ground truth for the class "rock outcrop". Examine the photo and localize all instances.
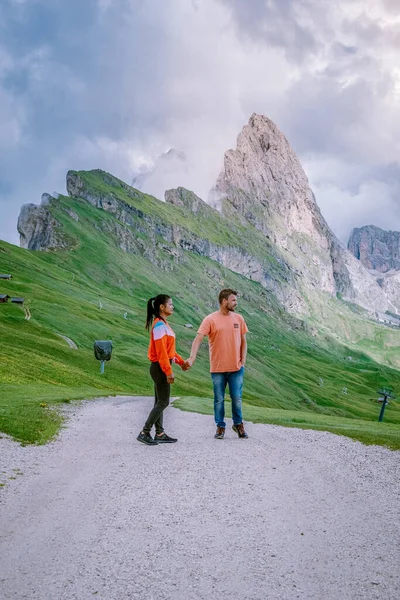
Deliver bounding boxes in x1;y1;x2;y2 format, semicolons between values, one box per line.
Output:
17;195;71;251
348;225;400;273
165;187;209;216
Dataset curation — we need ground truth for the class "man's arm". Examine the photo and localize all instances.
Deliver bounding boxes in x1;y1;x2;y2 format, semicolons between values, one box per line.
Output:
188;333;205;366
240;333;247;367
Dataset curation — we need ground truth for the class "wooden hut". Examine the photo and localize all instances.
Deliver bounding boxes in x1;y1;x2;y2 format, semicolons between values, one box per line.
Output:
0;274;12;280
11;297;24;305
0;294;10;303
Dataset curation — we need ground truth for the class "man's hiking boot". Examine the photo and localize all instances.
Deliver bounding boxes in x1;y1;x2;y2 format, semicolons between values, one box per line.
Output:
155;433;178;443
214;426;225;439
232;423;249;439
137;431;158;445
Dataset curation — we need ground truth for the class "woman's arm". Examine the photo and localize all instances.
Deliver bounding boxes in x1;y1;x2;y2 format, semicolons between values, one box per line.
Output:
173;352;185;366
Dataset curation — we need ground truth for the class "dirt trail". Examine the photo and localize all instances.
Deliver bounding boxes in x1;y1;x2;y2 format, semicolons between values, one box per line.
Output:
0;396;399;600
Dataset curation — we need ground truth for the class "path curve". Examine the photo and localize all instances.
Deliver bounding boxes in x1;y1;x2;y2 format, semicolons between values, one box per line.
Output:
56;333;78;349
0;396;399;600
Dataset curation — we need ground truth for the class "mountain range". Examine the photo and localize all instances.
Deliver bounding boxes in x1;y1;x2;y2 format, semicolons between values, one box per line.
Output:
1;113;400;446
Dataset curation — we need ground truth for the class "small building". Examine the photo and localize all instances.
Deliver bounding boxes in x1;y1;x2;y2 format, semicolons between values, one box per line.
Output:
0;294;10;303
0;274;12;280
11;297;24;304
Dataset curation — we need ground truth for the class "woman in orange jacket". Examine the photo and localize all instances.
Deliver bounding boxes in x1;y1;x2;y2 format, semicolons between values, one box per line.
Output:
137;294;188;446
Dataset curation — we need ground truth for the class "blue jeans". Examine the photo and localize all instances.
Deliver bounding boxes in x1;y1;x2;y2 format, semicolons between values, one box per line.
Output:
211;367;244;428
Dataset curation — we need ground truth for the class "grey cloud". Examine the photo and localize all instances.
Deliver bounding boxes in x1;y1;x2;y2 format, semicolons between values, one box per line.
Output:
342;11;400;49
219;0;400;70
349;15;400;55
217;0;320;63
313;178;400;245
381;0;400;14
277;74;374;157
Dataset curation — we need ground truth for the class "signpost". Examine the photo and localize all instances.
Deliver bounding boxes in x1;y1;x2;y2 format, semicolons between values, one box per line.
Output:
377;387;396;422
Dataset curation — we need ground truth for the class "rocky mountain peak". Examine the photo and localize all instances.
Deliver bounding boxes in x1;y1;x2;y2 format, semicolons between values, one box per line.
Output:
214;113;397;313
216;113;330;246
348;225;400;273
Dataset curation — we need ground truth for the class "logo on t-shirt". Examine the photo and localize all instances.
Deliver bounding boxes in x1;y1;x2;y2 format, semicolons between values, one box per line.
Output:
233;323;239;329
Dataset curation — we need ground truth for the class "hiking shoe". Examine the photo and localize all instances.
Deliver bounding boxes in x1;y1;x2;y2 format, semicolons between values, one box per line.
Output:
214;426;225;439
155;433;178;443
232;423;249;439
137;431;158;445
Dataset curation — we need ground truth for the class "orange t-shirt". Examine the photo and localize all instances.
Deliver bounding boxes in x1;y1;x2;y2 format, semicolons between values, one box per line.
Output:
198;311;248;373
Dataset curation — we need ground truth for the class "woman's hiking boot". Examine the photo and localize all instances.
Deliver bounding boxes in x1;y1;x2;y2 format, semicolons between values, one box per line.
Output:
155;433;178;443
137;431;158;445
232;423;249;438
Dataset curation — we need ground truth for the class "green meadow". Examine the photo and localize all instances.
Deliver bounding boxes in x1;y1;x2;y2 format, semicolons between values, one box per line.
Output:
1;171;399;447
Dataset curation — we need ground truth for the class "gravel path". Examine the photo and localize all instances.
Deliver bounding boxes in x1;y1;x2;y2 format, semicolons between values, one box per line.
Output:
0;396;399;600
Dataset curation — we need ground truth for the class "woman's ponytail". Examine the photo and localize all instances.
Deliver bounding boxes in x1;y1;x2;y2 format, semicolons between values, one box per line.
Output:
145;297;156;331
145;294;170;330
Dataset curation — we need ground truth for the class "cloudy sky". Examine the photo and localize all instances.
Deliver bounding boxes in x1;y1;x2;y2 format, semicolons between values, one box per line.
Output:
1;0;400;245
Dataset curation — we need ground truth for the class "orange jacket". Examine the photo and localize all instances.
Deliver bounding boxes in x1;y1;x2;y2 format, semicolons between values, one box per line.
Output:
148;318;184;376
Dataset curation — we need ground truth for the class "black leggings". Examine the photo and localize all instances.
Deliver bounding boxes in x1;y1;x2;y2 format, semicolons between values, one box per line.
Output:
143;362;170;434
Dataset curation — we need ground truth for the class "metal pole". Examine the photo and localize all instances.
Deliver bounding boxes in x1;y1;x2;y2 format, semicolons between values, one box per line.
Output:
100;361;105;374
378;397;387;422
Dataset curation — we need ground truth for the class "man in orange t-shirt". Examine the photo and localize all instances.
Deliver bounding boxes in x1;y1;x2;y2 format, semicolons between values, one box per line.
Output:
188;288;249;439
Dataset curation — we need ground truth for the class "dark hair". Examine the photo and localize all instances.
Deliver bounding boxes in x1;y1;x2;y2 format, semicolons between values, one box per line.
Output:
145;294;171;330
218;288;237;304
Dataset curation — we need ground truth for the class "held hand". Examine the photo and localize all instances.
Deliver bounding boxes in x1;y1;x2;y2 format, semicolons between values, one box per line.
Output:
181;361;190;371
167;374;175;384
187;356;194;367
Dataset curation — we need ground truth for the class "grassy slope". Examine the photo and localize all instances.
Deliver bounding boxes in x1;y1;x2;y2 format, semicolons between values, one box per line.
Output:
76;170;400;370
1;172;399;446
